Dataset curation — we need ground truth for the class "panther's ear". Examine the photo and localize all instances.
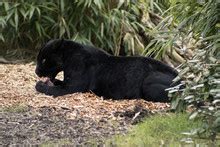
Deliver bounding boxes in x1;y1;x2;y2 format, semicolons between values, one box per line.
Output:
46;39;64;51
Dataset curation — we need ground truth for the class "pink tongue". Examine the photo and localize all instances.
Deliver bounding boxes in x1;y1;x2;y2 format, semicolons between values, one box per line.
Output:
40;77;54;86
40;77;50;82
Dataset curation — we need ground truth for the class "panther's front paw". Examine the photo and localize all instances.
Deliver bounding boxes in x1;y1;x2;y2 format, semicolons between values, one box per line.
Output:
35;81;48;93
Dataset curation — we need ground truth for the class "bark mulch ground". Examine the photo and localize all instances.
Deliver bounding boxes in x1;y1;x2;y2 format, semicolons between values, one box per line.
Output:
0;63;170;145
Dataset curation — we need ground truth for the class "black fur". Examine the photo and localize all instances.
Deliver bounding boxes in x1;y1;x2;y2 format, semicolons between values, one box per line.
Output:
35;39;178;102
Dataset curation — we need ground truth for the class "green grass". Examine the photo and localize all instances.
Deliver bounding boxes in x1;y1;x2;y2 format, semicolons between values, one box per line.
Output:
0;104;29;113
105;113;207;146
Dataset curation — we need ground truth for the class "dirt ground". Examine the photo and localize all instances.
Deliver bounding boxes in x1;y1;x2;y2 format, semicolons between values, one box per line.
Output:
0;63;169;145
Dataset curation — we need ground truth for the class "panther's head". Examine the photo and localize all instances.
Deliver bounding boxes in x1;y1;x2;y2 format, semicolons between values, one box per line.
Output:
35;39;64;81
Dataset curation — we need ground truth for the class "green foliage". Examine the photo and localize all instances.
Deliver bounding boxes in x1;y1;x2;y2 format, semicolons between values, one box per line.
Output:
1;0;185;60
105;113;203;146
0;0;150;55
167;0;220;140
0;104;29;113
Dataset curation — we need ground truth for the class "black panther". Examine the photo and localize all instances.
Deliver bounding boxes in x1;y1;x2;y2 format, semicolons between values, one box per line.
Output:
35;39;179;102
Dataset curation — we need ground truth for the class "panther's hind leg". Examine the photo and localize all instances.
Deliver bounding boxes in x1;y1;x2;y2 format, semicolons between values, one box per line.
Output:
142;72;175;102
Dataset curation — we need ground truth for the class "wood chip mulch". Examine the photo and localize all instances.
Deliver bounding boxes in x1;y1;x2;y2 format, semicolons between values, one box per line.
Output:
0;63;170;121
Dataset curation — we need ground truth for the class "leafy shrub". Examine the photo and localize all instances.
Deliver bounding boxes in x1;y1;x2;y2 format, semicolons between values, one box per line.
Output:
0;0;148;55
0;0;190;64
168;0;220;140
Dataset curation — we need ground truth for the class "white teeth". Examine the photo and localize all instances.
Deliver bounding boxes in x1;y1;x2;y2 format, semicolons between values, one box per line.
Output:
40;77;50;82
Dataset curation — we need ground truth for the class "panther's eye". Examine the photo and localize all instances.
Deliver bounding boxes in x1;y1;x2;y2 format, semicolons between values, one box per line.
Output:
42;59;46;64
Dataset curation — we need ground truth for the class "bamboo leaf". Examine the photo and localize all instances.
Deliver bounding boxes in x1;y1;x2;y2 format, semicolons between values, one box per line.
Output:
118;0;125;8
14;8;18;32
9;19;15;28
19;8;27;19
0;33;5;42
42;16;55;23
36;7;41;16
94;0;102;9
189;111;199;120
29;6;35;20
60;0;64;14
3;2;9;11
35;21;42;37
